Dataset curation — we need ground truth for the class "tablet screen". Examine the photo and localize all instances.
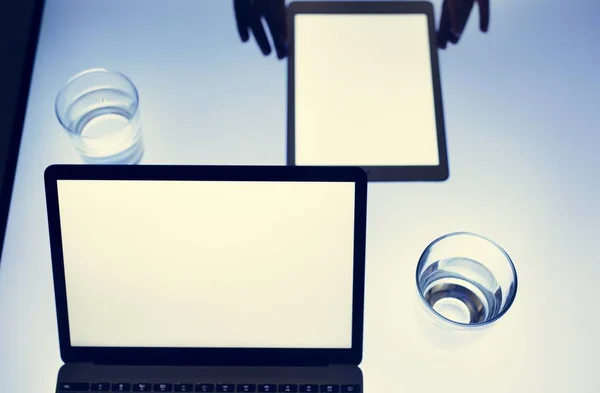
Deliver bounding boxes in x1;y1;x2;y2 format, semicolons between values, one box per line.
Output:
292;13;442;168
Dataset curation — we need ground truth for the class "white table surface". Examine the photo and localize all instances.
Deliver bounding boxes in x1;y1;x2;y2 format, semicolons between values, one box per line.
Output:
1;0;600;392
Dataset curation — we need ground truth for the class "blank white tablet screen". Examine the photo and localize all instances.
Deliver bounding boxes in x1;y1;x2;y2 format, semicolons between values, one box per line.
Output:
294;14;440;166
57;179;356;349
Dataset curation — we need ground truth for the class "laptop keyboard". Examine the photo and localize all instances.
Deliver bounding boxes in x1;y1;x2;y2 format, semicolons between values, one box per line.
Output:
58;383;360;393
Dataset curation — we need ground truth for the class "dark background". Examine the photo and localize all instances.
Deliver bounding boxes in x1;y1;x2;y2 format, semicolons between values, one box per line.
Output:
0;0;38;200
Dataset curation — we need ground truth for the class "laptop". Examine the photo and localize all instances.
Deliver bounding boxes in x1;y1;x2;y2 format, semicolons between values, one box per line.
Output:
44;164;368;393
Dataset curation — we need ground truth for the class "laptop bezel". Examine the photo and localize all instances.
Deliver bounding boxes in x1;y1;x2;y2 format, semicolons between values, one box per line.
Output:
44;164;367;366
286;1;450;182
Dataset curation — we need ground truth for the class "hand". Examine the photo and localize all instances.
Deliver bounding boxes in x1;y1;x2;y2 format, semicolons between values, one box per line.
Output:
437;0;490;49
234;0;288;59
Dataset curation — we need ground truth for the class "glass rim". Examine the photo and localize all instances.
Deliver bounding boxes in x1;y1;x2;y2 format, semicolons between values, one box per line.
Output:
54;68;140;139
415;231;519;328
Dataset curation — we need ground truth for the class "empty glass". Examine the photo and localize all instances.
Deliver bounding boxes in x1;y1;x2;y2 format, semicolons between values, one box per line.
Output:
55;68;144;164
416;232;518;338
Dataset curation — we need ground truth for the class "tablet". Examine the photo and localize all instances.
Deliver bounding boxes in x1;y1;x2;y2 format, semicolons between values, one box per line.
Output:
287;1;449;182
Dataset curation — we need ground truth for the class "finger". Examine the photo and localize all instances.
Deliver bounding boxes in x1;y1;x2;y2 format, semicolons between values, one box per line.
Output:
450;0;475;38
277;0;289;44
234;0;250;42
447;0;463;36
250;13;272;55
265;1;288;59
476;0;490;32
265;16;286;59
461;0;476;31
277;0;289;57
437;0;452;49
451;0;475;37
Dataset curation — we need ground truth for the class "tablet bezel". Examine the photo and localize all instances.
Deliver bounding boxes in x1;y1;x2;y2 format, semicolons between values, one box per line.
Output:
287;1;449;182
44;164;367;366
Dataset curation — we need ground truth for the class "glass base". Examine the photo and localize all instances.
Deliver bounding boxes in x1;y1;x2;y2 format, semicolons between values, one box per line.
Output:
80;140;144;165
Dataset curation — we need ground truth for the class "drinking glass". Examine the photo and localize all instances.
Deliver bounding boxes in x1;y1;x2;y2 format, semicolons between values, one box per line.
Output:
55;68;144;164
415;232;518;345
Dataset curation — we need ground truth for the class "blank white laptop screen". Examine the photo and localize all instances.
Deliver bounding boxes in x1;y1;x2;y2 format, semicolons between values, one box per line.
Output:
56;180;356;349
294;14;440;166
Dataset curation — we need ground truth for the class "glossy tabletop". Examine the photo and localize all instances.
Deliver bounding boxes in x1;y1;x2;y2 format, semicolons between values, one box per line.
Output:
1;1;600;392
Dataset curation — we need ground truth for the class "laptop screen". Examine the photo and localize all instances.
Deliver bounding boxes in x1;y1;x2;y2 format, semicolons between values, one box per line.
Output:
56;179;356;349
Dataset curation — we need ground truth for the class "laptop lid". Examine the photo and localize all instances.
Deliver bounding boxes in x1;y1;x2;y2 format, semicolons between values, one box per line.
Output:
44;165;367;366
